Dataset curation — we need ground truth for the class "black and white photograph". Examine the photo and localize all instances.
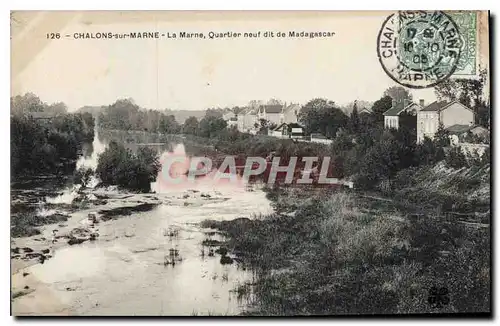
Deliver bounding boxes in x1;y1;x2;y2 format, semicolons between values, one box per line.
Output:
9;10;491;316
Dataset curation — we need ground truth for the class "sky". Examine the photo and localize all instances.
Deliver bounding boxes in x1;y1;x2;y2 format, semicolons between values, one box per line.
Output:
11;11;471;111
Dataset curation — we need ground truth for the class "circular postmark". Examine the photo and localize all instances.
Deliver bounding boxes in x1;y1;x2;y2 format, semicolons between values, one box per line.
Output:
377;11;463;88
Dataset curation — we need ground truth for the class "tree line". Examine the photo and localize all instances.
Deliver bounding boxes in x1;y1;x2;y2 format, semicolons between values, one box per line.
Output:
98;98;229;137
11;94;95;177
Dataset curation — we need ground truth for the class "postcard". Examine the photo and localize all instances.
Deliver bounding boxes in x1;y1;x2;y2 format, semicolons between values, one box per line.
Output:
10;10;490;316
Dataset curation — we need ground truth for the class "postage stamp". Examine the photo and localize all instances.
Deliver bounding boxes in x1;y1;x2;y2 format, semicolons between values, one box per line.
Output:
377;10;474;88
448;11;478;76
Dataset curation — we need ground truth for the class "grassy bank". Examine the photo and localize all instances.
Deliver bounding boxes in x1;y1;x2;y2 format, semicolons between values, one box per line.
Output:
204;182;490;315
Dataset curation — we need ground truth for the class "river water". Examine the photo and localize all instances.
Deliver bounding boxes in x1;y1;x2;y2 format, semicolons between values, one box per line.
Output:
11;130;274;316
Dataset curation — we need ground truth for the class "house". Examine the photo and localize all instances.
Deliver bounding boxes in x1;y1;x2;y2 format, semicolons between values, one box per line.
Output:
417;101;474;143
359;107;373;115
236;107;258;133
282;103;301;124
227;116;238;128
258;104;284;125
222;111;236;122
383;99;424;130
268;123;304;139
447;124;489;145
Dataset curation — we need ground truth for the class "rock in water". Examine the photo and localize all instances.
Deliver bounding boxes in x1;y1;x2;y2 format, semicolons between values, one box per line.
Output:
220;255;234;265
215;247;228;256
68;237;87;246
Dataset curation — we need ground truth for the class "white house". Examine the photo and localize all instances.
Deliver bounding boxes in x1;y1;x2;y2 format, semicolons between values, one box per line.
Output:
282;103;301;124
237;107;258;133
417;101;475;143
222;111;236;121
383;99;424;130
258;104;284;125
268;123;304;139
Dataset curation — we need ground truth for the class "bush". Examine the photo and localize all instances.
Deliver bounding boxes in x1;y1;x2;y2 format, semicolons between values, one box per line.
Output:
445;146;469;169
414;137;445;166
74;167;94;187
11;112;95;176
96;142;160;192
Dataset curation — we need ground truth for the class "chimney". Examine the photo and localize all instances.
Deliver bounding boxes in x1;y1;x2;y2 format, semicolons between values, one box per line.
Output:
419;99;425;107
392;99;396;108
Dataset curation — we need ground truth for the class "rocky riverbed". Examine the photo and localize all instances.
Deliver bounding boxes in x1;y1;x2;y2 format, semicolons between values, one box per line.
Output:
11;183;273;316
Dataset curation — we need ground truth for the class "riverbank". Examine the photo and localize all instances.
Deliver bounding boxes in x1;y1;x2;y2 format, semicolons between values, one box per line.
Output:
202;169;490;315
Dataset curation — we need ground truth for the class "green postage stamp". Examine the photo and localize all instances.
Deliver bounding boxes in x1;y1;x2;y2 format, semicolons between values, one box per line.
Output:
377;10;479;89
449;11;478;76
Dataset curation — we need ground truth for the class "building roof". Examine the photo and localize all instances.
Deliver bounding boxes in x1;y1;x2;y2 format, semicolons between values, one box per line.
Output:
421;100;475;115
446;124;473;135
287;122;303;129
260;104;283;114
470;125;489;134
360;107;373;114
241;107;258;115
420;101;450;112
383;102;419;116
272;122;304;131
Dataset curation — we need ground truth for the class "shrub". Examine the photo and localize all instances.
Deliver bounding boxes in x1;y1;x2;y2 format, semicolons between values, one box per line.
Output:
445;146;469;169
96;141;160;192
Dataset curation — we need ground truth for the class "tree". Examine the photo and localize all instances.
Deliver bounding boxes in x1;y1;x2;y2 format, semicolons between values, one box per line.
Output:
267;98;283;105
434;68;489;128
445;146;469;169
370;95;393;121
11;108;95;176
434;123;450;147
298;98;349;138
10;93;46;114
198;115;227;138
248;100;263;110
101;98;140;130
255;119;276;135
348;100;360;132
354;132;404;189
96;142;160;192
414;137;445;166
205;108;224;118
383;86;413;104
46;102;68;115
182;116;199;135
159;115;180;134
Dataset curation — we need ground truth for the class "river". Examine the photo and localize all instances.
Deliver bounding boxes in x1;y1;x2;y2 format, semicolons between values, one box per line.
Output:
11;129;274;316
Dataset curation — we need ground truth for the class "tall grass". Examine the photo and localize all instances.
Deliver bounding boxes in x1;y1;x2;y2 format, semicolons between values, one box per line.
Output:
215;189;490;315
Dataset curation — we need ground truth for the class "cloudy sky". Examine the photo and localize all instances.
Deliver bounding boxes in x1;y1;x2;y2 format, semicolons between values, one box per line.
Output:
11;11;466;111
